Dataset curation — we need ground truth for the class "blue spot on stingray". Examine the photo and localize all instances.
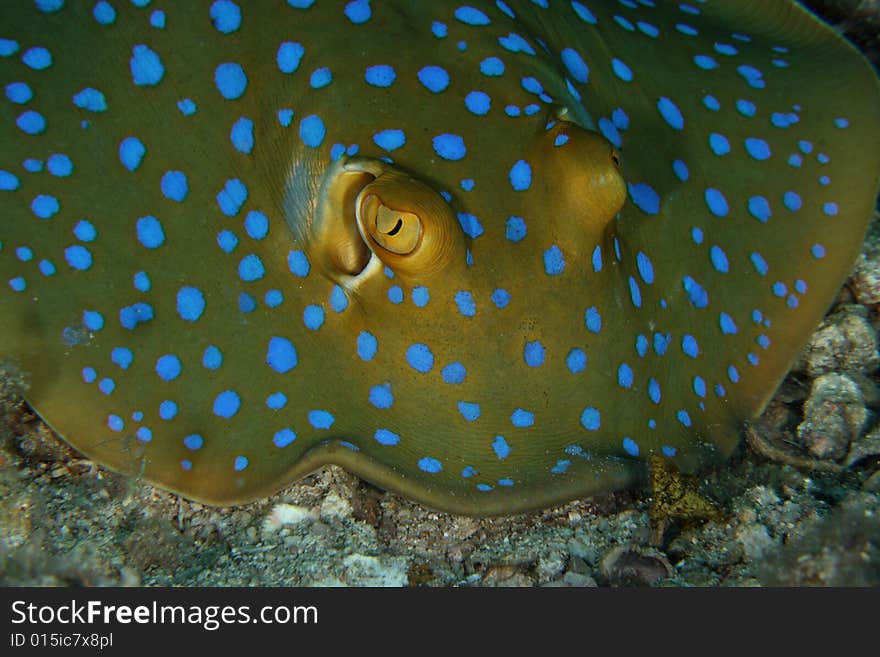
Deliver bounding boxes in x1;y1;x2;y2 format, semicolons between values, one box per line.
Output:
309;410;334;429
214;62;247;99
458;401;481;421
202;345;223;370
345;0;372;24
693;376;706;397
160;170;188;202
491;288;511;309
622;437;639;457
407;343;434;373
629;277;642;307
524;341;545;367
287;250;310;277
683;276;708;308
217;230;238;253
637;252;655;284
177;287;205;322
618;363;633;388
303;305;325;330
238;254;265;282
432;21;448;38
266;393;288;410
273;429;296;448
585;306;602;333
136;216;165;248
265;336;298;374
709;133;730;155
710;245;729;273
581;407;601;430
455;6;490;25
230;117;254;154
184;434;204;451
509;160;531;190
720;312;738;334
745;138;771;161
705;188;729;217
108;415;124;432
567;349;587;373
159;400;178;420
432;134;466;160
73;87;107;112
465;91;491;115
64;245;92;270
330;285;348;312
16;110;46;135
155;354;181;381
22;47;51;70
682;334;699;358
418;66;450;93
375;429;400;446
31;195;59;219
736;99;757;117
310;67;332;88
611;58;633;81
492;436;511;459
357;332;377;361
629;183;660;215
277;42;304;73
751;252;769;276
119;303;153;330
648;378;661;404
418;457;442;474
369;384;394;409
130;44;164;86
511;408;534;428
0;171;20;190
544;246;565;275
592;246;603;272
783;191;802;211
441;362;466;384
216;178;248;216
505;216;526;242
748;196;772;223
499;33;535;55
119;137;146;171
243;211;269;240
373;129;406;151
657;97;684;130
365;64;396;87
213;390;241;418
93;1;116;24
210;0;241;33
47;153;73;177
387;286;404;304
480;56;504;76
82;310;104;331
299;115;325;148
561;47;589;82
694;54;718;70
455;291;476;317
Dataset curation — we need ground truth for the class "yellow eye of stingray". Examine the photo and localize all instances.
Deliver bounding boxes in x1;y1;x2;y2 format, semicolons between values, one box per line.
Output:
370;203;422;255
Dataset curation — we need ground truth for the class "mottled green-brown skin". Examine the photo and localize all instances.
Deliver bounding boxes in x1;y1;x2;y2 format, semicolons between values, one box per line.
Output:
0;1;878;515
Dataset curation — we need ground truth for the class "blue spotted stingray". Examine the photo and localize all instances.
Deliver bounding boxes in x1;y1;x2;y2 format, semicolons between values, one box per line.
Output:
1;0;878;515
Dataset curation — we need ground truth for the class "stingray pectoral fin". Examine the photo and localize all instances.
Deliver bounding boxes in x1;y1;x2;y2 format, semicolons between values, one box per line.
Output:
282;439;647;517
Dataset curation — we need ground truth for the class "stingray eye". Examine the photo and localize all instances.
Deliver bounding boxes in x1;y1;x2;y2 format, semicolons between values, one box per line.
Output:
365;201;422;255
354;169;467;279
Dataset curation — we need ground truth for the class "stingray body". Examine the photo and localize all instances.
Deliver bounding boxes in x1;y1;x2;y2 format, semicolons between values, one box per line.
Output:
0;0;878;515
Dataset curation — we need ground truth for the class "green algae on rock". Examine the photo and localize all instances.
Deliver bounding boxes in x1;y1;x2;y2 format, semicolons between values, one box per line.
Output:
0;1;879;515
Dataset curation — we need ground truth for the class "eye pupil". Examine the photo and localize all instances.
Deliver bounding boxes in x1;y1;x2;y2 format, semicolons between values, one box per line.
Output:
386;218;404;236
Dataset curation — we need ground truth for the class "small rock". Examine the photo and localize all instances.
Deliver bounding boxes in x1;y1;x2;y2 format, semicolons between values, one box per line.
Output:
599;546;674;586
845;424;880;466
262;503;316;533
320;490;353;521
797;373;869;460
735;522;776;560
794;308;879;377
863;470;880;493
